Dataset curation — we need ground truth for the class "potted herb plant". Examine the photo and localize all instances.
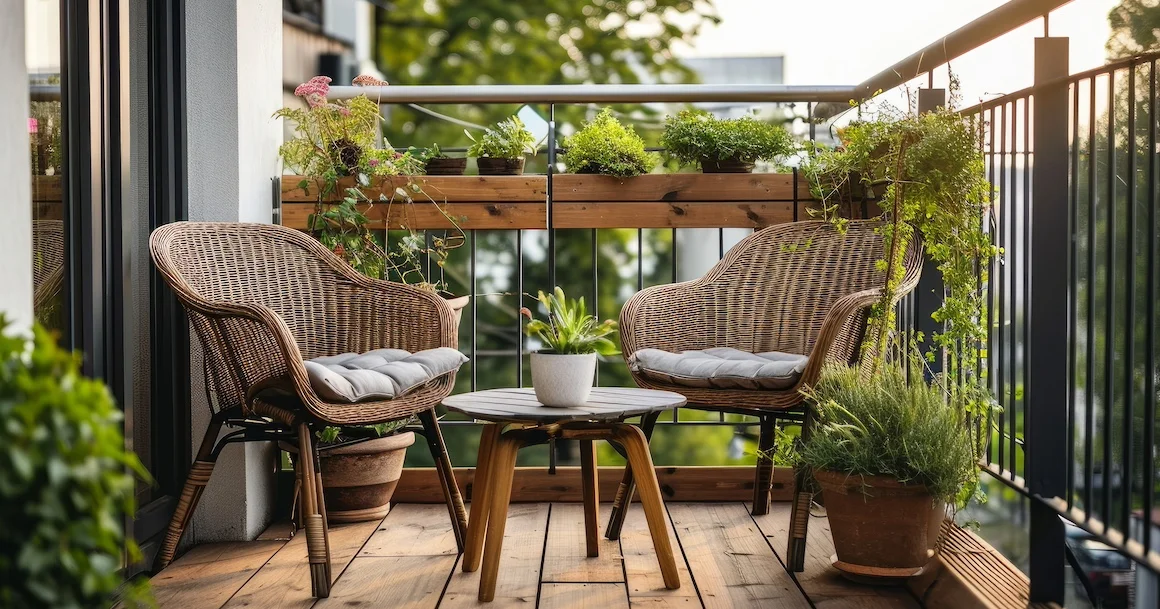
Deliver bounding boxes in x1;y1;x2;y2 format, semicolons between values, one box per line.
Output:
793;102;997;579
281;419;414;523
467;116;540;175
412;143;467;176
561;109;653;177
0;320;152;608
799;364;976;577
660;110;795;173
520;287;619;407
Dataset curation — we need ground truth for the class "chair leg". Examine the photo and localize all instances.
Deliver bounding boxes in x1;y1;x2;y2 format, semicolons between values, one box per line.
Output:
605;411;659;540
786;408;815;573
298;423;331;598
752;415;776;516
311;439;333;583
418;407;468;552
153;413;226;572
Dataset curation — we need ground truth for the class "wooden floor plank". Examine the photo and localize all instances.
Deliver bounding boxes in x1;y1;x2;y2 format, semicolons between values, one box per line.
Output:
360;503;459;557
313;555;457;609
221;520;379;609
620;505;700;607
539;583;630;609
441;503;550;608
667;503;809;609
151;541;285;609
542;503;624;583
751;503;920;609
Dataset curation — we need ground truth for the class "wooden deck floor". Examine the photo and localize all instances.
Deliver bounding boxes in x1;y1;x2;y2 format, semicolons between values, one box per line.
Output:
150;502;921;609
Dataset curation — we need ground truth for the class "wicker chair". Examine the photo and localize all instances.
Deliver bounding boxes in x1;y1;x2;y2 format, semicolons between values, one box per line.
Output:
32;219;65;312
605;220;923;573
149;222;468;598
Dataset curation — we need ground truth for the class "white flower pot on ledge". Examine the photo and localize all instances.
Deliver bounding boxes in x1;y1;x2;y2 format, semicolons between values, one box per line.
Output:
530;352;597;407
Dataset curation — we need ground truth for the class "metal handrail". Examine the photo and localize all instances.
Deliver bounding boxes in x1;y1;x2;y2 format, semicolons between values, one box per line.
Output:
326;83;857;104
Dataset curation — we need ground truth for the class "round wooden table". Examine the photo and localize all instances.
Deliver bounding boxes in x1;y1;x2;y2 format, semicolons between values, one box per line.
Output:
442;387;686;602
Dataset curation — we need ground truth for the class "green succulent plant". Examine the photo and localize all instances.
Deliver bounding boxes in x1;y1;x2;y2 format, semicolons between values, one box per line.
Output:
520;287;619;356
466;117;540;159
561;109;653;177
660;109;795;167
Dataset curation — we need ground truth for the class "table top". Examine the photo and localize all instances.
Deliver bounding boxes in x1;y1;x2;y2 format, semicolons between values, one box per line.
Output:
441;387;687;424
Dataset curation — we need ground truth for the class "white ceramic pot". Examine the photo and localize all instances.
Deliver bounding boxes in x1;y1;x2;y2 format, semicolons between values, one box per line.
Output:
530;352;597;407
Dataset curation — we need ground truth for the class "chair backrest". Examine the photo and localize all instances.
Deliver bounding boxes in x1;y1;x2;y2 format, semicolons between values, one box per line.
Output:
150;222;359;412
693;220;919;359
32;220;65;310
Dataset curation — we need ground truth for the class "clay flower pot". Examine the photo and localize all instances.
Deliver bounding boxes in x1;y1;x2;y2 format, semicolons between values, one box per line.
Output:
700;156;754;173
814;469;944;580
530;352;597;407
476;157;525;175
282;431;415;523
424;157;467;175
444;294;470;327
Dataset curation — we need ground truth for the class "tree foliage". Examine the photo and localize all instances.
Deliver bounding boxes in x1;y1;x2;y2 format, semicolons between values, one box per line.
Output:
1106;0;1160;57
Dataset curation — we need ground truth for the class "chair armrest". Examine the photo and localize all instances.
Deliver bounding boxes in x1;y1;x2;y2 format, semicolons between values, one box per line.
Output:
798;288;882;386
620;280;715;360
341;277;459;353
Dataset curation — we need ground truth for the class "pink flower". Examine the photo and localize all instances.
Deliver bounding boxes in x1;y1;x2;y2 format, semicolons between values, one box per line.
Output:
368;159;380;167
519;307;532;319
294;76;332;108
353;74;389;87
337;106;351;117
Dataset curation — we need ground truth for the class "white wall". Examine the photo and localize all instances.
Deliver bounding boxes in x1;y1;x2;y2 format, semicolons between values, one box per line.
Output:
1;0;33;331
184;0;282;542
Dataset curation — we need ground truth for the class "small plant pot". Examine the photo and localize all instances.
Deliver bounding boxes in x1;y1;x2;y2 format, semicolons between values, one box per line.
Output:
424;157;467;176
476;157;526;175
530;352;597;407
814;469;944;581
700;156;755;173
443;294;470;328
281;431;415;523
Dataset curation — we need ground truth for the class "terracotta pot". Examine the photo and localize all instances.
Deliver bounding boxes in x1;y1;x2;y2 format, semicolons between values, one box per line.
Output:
530;352;597;407
424;157;467;176
444;294;469;328
700;156;755;173
476;157;525;175
814;469;944;579
282;432;414;523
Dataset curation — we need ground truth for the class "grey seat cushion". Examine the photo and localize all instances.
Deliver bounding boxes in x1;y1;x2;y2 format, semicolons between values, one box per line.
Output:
628;347;808;391
304;348;468;403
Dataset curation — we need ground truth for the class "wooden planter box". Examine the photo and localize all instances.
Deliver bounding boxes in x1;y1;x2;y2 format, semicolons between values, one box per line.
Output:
550;173;817;229
280;175;548;231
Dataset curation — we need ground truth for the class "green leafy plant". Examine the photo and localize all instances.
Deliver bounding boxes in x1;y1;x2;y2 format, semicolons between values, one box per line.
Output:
561;109;653;177
408;143;450;165
318;417;414;445
466;117;539;159
660;110;795;167
279;76;464;290
520;287;619;355
799;363;978;508
0;320;152;609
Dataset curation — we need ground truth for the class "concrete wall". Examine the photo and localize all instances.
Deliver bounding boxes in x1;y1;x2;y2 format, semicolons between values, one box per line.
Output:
184;0;282;542
1;0;33;331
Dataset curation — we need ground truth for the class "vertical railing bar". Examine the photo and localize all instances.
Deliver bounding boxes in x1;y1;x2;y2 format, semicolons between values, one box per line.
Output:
517;229;524;388
997;101;1008;473
470;231;478;392
593;228;600;387
547;102;557;474
1144;59;1157;551
1084;75;1097;517
718;228;725;261
1101;70;1116;526
1122;62;1137;537
1011;97;1020;477
671;228;678;284
1067;80;1080;509
637;229;644;292
987;106;997;465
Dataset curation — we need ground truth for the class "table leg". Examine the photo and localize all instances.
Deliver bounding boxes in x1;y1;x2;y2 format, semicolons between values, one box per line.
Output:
464;423;503;572
579;439;600;557
605;411;659;540
613;424;680;590
479;433;520;602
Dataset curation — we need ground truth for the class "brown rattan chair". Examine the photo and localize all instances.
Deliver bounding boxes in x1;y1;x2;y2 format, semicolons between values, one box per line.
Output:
605;220;923;573
149;222;468;598
32;219;65;312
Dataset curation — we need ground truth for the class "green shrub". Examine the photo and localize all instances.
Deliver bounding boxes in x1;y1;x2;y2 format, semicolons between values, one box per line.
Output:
798;364;976;507
0;321;152;608
561;109;653;177
466;117;539;159
660;110;795;167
